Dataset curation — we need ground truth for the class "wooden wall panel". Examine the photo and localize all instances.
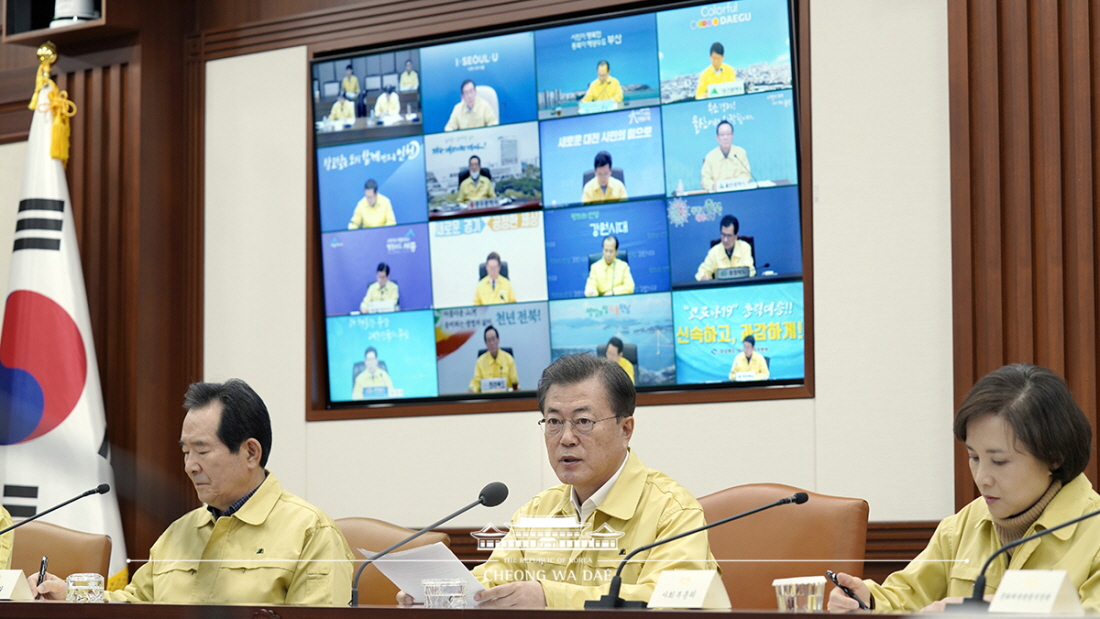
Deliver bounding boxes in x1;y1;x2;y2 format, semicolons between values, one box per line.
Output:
0;0;198;560
950;0;1100;508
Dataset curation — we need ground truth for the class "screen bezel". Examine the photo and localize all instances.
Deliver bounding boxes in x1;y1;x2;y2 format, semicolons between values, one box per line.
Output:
305;0;814;420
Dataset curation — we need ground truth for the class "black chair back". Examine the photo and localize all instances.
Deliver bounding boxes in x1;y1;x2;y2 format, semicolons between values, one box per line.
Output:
458;167;493;185
582;167;625;188
596;342;638;366
478;261;510;280
587;250;628;267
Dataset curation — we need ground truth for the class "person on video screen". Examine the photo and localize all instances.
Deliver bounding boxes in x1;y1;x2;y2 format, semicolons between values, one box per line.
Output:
701;120;751;191
348;179;396;229
341;65;360;99
329;92;355;123
455;155;496;203
695;42;736;100
605;336;635;384
581;151;628;204
468;326;519;393
585;235;634;297
695;214;755;280
474;251;516;305
359;262;400;314
352;347;394;399
444;79;499;131
373;85;400;117
728;335;769;381
399;60;419;92
580;60;623;104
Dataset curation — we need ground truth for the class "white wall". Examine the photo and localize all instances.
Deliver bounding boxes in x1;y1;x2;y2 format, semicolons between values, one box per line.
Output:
203;0;953;529
0;141;28;322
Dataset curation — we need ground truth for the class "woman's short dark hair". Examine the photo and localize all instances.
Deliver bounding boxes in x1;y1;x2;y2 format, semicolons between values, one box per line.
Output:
183;379;273;468
537;354;635;419
954;364;1091;484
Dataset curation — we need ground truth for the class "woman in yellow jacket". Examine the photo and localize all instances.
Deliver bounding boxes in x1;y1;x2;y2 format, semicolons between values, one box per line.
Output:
829;364;1100;613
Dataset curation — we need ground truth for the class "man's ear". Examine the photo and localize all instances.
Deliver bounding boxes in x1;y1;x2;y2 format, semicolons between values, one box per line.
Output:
620;415;634;444
242;438;263;468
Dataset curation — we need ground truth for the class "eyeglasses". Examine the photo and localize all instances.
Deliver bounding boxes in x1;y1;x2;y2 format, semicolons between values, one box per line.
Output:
538;416;618;436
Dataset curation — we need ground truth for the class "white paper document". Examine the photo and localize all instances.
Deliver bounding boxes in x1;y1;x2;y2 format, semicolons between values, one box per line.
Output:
363;541;485;606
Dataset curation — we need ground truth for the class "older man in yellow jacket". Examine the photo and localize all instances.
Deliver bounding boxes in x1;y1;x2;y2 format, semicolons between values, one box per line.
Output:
30;380;354;605
585;236;634;297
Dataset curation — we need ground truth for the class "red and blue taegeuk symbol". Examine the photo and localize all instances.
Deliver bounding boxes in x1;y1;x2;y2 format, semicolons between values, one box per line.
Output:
0;290;86;444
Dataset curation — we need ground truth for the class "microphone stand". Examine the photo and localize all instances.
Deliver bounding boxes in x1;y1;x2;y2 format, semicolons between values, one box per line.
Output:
349;484;506;606
585;493;807;609
948;506;1100;612
0;485;109;536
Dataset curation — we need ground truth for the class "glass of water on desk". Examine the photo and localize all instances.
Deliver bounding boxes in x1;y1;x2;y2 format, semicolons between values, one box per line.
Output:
66;573;105;603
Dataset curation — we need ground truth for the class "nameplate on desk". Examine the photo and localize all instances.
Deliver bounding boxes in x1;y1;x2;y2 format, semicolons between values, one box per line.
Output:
578;100;617;114
649;570;730;610
733;371;756;382
716;267;750;280
714;178;755;192
361;386;389;399
367;300;396;313
989;570;1082;615
481;378;507;393
708;81;745;97
0;570;33;600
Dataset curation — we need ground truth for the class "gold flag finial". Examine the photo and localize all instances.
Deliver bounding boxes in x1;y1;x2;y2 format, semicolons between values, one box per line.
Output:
27;41;77;166
36;41;58;65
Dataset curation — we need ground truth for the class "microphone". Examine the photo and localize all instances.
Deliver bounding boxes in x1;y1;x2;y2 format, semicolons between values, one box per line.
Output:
0;484;111;536
585;492;809;609
733;153;757;187
349;481;508;606
959;505;1100;609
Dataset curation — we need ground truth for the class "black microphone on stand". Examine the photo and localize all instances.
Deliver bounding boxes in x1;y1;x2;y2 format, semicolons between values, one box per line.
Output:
0;484;110;536
349;481;508;606
733;153;757;188
950;505;1100;611
585;492;809;609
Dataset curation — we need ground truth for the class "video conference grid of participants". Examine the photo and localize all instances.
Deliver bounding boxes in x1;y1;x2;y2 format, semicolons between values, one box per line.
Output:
312;0;805;405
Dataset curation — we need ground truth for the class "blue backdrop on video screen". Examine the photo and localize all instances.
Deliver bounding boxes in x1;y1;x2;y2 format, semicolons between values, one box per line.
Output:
535;14;660;111
420;33;538;134
672;281;804;383
662;91;797;194
548;293;676;386
316;137;427;232
544;200;670;299
321;225;433;315
327;310;439;402
540;107;665;208
656;0;793;104
667;185;802;284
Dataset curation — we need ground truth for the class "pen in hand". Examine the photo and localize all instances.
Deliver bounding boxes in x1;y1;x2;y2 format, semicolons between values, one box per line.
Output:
35;555;48;600
827;569;869;610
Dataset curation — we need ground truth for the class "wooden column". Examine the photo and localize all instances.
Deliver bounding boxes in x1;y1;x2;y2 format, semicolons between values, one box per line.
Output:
950;0;1100;508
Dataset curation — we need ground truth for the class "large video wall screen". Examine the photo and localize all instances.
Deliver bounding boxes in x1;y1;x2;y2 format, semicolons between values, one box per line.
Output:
312;0;804;406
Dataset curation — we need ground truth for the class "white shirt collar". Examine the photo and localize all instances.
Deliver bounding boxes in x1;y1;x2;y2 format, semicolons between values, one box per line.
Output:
571;450;630;523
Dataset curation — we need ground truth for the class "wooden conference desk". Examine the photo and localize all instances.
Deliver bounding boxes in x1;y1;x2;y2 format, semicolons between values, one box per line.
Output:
0;605;901;619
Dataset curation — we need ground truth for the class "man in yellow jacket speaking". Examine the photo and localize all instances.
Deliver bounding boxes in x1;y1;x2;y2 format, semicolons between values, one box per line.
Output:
399;354;718;608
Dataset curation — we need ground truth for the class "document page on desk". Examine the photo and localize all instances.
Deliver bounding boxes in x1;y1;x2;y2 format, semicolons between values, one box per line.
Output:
364;541;485;606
